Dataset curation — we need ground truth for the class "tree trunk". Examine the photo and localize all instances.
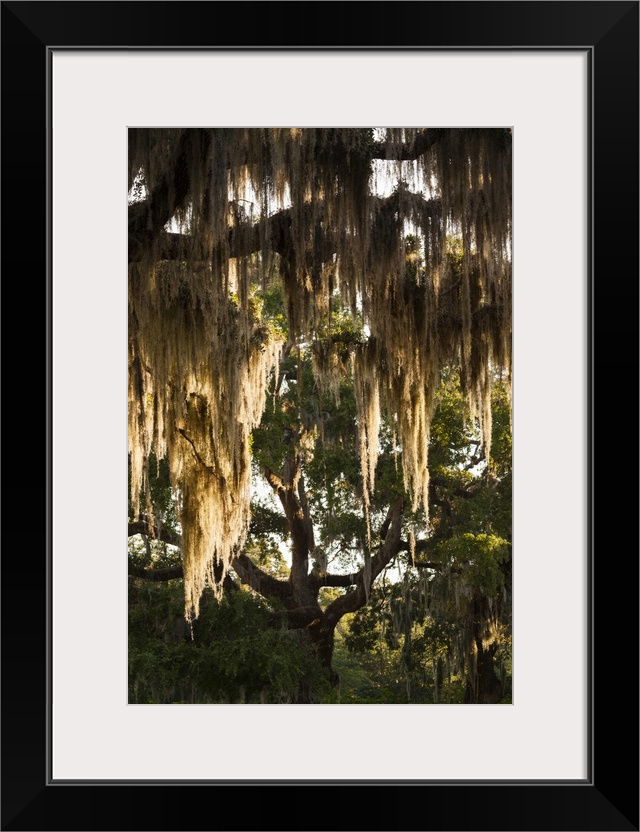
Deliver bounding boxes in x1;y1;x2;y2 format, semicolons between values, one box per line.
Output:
464;641;503;703
464;593;504;703
307;617;340;687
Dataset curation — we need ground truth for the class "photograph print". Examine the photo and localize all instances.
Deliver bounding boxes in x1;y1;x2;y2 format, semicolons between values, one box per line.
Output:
127;127;512;705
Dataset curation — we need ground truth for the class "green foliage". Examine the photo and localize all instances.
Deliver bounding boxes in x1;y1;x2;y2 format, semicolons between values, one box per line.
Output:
252;283;289;342
245;535;290;580
429;369;476;469
438;533;509;597
129;582;330;703
335;579;466;704
489;379;512;477
333;360;512;702
315;305;367;348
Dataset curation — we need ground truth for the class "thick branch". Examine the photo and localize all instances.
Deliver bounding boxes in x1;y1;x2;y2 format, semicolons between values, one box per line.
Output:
263;464;315;606
266;606;323;630
145;231;197;262
128;129;196;260
297;472;316;553
130;192;441;265
128;519;289;600
230;553;291;606
128;520;181;548
314;572;359;588
430;476;483;497
264;461;301;524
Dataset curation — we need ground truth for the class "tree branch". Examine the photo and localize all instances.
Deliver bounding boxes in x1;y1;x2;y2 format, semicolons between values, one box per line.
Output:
128;519;288;600
176;427;214;472
128;520;181;548
230;553;292;606
263;466;286;495
314;572;359;588
263;464;315;606
266;606;323;630
128;131;188;259
323;496;405;625
130;192;441;265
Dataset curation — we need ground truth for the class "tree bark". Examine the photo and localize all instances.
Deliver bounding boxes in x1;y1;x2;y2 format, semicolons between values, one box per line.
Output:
463;594;504;704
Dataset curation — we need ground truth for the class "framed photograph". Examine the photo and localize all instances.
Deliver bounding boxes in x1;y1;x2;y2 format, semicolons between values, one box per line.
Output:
3;2;637;830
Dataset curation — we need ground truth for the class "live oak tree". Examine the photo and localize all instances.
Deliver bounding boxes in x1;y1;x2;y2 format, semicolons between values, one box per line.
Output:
128;128;512;699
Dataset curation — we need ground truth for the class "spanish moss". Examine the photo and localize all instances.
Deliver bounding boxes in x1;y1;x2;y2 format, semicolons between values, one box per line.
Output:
129;128;511;620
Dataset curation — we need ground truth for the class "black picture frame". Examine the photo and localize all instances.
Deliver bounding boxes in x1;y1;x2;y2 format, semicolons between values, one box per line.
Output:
2;2;638;830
